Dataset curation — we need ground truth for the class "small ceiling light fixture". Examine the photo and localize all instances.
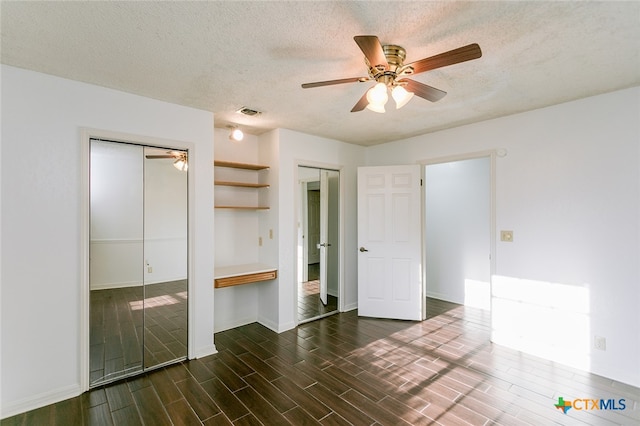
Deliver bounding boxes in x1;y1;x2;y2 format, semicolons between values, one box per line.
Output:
173;153;188;171
228;126;244;142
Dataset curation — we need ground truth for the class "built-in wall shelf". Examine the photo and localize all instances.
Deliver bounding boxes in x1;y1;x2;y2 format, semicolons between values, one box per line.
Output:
214;159;270;210
214;160;269;170
215;181;270;188
214;263;278;288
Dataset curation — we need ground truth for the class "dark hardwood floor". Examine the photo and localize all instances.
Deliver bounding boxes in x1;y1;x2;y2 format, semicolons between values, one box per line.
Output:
3;299;639;425
298;263;339;322
90;281;188;386
298;280;338;322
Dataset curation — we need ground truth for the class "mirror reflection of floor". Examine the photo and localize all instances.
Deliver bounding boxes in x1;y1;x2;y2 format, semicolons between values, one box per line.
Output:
89;280;187;386
298;263;338;322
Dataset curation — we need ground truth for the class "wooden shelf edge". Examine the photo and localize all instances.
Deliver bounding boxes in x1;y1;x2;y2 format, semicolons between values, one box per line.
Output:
214;160;269;170
215;206;270;210
215;269;277;288
215;181;270;188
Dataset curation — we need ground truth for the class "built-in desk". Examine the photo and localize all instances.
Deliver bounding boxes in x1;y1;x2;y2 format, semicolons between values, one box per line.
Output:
214;263;278;288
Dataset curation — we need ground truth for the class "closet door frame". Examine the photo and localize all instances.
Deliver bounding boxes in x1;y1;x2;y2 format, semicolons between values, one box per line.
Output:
80;127;196;392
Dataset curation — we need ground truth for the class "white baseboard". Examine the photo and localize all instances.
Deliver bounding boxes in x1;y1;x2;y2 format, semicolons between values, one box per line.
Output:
426;291;463;305
258;316;295;333
342;301;358;312
1;383;81;420
90;281;142;291
192;344;217;359
91;277;187;291
213;315;257;333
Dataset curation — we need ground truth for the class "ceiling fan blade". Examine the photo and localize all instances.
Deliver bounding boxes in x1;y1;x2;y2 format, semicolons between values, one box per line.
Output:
406;43;482;75
354;35;388;69
145;155;176;159
301;77;366;89
350;91;369;112
403;79;447;102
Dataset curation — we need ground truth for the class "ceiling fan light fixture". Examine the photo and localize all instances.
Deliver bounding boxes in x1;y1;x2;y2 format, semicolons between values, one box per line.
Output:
366;102;386;113
366;82;388;113
173;155;188;171
392;85;414;109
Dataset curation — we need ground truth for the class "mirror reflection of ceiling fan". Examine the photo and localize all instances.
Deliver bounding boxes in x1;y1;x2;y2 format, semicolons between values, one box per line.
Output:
301;35;482;113
145;151;188;171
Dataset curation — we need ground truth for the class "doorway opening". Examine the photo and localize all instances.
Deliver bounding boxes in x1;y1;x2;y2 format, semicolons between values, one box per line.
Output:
424;156;492;311
297;166;340;323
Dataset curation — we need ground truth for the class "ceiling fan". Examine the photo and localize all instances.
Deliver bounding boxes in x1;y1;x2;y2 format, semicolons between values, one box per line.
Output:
301;35;482;113
145;151;188;171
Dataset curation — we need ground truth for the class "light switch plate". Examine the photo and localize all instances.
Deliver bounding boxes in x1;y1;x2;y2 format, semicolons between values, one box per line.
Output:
501;230;514;242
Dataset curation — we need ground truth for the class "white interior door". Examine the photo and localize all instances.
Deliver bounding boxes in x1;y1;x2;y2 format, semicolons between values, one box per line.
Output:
357;165;423;320
319;170;329;305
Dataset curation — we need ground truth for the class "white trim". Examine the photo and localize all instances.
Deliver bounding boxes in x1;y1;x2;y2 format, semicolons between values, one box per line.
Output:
416;149;498;166
80;127;196;392
89;277;188;291
192;345;218;359
342;302;358;312
260;316;296;334
80;129;91;396
213;314;257;333
426;291;463;305
90;281;143;290
1;383;81;419
90;237;186;244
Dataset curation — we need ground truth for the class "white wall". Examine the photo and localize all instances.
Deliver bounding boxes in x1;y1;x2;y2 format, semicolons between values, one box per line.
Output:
89;142;188;289
272;129;366;330
212;129;365;333
143;155;188;284
213;129;262;332
366;87;640;387
0;65;215;418
90;141;144;289
425;158;491;305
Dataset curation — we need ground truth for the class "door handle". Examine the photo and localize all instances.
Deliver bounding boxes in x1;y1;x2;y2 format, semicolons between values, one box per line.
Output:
319;243;332;247
359;247;368;252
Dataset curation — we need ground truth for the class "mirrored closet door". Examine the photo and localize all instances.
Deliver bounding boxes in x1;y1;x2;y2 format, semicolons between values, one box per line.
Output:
89;139;188;387
297;166;340;323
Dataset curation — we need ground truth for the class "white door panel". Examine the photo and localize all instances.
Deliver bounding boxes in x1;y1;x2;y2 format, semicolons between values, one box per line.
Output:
357;165;423;321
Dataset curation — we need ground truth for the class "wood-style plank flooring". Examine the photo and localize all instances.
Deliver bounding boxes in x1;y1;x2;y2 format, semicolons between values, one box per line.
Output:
298;280;339;322
90;281;188;386
298;263;338;322
3;299;639;425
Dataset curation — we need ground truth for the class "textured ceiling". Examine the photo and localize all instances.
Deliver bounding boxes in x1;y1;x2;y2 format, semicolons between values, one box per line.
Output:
2;1;639;146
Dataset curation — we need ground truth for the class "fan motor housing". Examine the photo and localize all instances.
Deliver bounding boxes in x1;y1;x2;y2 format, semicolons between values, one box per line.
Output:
368;44;408;84
382;45;406;69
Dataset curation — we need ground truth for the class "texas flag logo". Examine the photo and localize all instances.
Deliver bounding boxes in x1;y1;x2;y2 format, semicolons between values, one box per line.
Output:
555;397;572;414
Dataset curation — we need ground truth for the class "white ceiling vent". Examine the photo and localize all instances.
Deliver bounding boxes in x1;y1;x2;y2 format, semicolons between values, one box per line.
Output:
236;107;262;116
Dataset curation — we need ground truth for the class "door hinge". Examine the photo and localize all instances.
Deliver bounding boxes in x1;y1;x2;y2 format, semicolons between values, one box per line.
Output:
420;178;423;186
